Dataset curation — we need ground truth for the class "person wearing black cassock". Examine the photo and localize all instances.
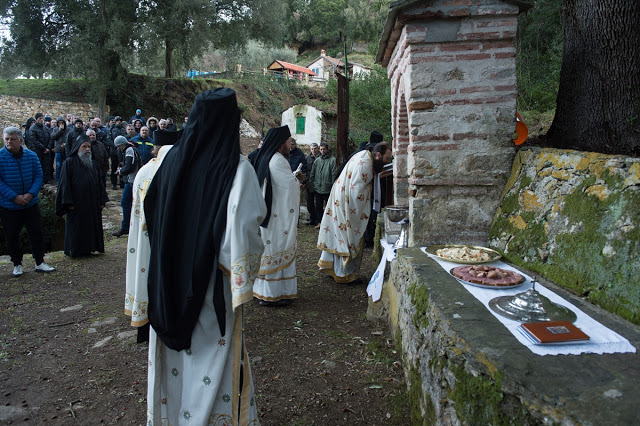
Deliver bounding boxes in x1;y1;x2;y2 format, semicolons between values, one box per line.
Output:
55;134;109;258
139;88;266;423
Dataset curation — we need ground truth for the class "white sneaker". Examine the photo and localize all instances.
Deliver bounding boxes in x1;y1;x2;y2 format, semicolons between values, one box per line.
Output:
12;265;23;277
35;262;56;273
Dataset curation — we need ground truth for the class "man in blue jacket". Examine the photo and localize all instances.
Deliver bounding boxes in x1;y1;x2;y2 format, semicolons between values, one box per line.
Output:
0;126;56;277
130;126;154;165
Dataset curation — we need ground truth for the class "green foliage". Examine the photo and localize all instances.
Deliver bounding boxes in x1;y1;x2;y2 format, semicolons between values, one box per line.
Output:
283;0;391;47
238;73;313;123
344;0;391;44
0;0;51;79
135;0;259;77
309;0;347;43
202;40;298;72
516;0;563;112
0;79;91;102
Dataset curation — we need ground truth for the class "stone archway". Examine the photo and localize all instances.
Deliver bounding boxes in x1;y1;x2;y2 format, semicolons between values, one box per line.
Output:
392;78;410;206
376;0;527;246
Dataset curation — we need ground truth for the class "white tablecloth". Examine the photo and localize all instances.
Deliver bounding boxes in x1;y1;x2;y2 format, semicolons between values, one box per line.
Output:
421;248;636;356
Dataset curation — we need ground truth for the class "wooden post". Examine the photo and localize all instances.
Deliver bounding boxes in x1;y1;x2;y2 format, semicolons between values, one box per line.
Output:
336;71;349;166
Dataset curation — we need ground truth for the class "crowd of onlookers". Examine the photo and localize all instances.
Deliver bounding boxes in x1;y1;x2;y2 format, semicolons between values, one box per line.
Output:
20;109;183;189
3;104;384;277
1;109;186;277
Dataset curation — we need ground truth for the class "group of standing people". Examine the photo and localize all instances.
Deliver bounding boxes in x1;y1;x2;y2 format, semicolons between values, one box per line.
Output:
121;87;392;425
2;88;393;424
1;109;183;270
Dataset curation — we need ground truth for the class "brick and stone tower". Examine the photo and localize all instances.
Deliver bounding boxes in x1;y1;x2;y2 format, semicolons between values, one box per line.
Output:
376;0;528;246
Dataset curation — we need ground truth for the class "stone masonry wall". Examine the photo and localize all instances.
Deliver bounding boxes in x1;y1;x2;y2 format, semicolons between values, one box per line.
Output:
0;95;108;129
489;147;640;324
379;248;640;425
383;0;521;248
372;148;640;424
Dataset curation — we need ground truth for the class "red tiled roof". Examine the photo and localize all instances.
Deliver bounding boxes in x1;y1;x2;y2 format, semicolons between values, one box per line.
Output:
270;60;317;76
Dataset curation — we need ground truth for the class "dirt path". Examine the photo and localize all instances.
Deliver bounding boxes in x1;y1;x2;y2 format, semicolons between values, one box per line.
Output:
0;186;409;424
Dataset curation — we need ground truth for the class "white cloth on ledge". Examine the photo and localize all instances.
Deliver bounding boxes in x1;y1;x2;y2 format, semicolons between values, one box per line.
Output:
367;239;396;302
421;247;637;357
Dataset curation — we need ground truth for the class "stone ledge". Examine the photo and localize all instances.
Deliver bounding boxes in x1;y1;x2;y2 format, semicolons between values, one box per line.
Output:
370;247;640;425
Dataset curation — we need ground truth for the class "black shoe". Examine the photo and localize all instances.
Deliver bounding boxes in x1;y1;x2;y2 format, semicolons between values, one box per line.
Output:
112;229;129;237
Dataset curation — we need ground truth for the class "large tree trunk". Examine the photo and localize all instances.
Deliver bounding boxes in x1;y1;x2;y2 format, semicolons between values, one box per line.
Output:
165;39;173;78
548;0;640;155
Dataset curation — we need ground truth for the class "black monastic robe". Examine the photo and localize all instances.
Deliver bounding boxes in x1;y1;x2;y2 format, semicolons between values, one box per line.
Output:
56;155;109;257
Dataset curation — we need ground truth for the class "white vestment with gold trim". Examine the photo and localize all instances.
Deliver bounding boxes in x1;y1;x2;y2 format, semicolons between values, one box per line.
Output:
125;145;173;326
317;150;373;283
253;152;299;302
129;155;266;425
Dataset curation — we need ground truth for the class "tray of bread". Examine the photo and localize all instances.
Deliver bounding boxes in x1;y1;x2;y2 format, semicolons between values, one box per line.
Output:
425;244;501;264
450;265;525;289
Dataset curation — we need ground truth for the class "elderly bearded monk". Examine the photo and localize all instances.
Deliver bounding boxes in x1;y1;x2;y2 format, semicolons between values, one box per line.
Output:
124;129;179;344
251;125;301;306
317;142;392;283
55;134;109;258
141;88;266;425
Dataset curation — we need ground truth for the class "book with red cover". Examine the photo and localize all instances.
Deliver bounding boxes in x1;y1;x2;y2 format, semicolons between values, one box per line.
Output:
521;321;590;344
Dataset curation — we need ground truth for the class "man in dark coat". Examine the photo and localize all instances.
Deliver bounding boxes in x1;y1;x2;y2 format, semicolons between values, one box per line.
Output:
287;138;307;175
51;117;69;183
108;117;127;189
304;142;319;225
129;109;146;126
29;113;54;184
87;129;110;184
64;119;85;157
55;134;109;257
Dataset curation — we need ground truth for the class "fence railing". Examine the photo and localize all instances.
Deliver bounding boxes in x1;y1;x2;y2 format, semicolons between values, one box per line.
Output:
187;68;327;84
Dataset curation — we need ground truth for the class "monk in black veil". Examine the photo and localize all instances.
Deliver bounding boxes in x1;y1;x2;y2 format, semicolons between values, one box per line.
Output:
55;134;108;257
141;87;266;424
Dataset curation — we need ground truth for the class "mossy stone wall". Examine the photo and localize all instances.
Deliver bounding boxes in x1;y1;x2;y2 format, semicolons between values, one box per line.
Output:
0;186;65;255
489;147;640;324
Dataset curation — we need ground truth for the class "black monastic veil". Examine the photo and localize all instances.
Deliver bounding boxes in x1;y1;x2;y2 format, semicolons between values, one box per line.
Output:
250;124;291;227
144;88;241;351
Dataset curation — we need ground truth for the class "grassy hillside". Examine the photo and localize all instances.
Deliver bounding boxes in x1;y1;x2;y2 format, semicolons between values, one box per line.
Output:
0;74;329;135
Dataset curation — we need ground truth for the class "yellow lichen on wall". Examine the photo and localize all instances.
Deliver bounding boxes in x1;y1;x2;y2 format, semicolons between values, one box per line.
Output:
509;215;527;230
551;170;570;180
585;185;609;201
521;191;542;210
501;151;526;198
539;151;574;170
490;147;640;325
475;352;498;376
624;163;640;188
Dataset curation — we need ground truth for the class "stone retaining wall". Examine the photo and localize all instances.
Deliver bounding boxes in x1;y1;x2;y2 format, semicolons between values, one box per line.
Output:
489;147;640;324
370;147;640;424
0;95;108;129
374;249;639;425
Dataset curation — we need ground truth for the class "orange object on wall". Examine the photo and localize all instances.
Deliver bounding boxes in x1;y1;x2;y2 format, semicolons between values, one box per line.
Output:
513;112;528;145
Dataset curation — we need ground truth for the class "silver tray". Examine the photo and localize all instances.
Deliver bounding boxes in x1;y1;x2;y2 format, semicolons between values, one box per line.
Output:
425;244;501;264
